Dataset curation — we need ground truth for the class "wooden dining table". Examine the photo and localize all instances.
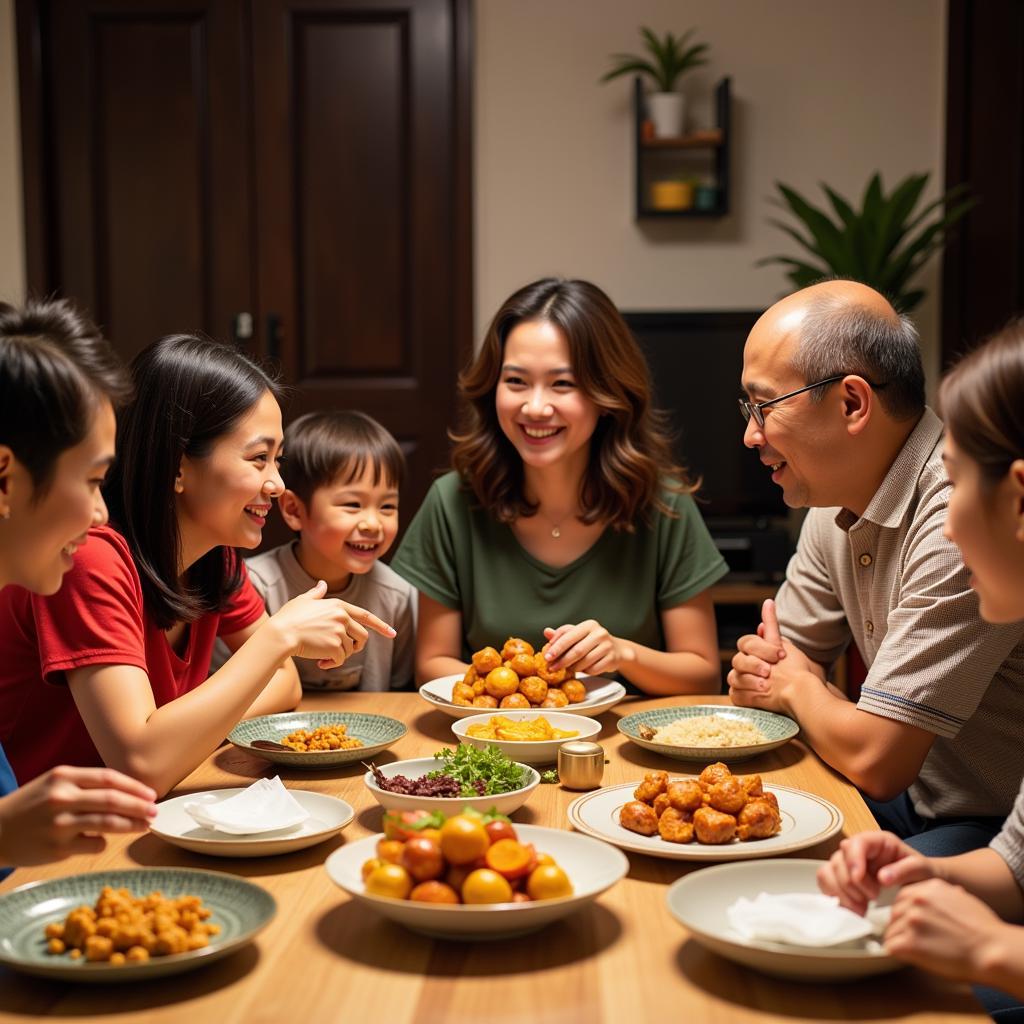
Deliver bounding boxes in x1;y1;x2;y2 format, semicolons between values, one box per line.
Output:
0;692;987;1023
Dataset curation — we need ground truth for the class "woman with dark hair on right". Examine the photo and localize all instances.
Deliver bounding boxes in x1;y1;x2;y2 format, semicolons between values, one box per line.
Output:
0;333;396;798
391;278;727;694
819;322;1024;1021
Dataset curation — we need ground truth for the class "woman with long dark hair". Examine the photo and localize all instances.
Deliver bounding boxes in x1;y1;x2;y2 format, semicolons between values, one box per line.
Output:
819;322;1024;1017
0;299;156;871
0;333;394;797
391;278;726;694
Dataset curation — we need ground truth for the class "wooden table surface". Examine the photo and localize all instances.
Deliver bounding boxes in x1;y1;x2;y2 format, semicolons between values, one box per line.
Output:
0;692;986;1023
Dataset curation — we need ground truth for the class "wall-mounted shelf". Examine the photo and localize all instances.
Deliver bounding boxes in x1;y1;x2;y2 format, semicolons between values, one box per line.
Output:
633;76;731;219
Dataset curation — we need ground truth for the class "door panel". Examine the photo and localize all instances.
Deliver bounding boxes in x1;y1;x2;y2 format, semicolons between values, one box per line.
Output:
251;0;461;509
45;0;251;359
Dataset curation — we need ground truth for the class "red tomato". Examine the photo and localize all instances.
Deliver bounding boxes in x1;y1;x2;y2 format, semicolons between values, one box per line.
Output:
484;819;517;845
400;837;444;882
409;881;460;904
383;810;442;842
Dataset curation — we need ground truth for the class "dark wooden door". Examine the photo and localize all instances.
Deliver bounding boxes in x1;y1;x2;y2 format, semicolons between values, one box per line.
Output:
29;0;252;361
17;0;471;511
250;0;468;508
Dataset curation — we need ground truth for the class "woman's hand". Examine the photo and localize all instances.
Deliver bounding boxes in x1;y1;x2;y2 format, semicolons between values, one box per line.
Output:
818;831;937;915
885;879;1018;987
0;766;157;866
543;621;627;675
266;581;397;669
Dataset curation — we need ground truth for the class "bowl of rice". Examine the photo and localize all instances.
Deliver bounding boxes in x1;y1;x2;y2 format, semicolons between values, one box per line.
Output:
616;705;799;762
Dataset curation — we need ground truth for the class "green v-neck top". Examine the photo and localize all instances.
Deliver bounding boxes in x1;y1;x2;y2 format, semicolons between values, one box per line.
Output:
390;471;728;661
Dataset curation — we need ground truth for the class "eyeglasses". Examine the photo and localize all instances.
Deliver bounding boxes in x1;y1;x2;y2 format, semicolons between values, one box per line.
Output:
738;375;847;429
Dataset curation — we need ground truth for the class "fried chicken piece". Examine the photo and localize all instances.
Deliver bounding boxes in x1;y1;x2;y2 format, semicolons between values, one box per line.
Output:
699;762;733;788
652;792;671;818
740;774;764;798
737;798;782;840
693;805;737;844
472;647;502;673
634;770;669;804
706;777;748;815
759;790;780;813
657;807;695;843
620;800;659;836
666;779;703;812
501;637;535;661
499;693;530;709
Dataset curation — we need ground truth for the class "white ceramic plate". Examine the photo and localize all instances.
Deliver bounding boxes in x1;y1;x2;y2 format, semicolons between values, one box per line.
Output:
150;789;355;857
616;705;799;762
567;780;843;861
666;860;901;980
419;673;626;719
451;711;602;766
325;824;628;939
363;757;541;816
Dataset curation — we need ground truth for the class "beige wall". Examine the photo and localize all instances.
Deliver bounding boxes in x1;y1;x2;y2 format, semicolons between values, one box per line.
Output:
0;1;947;375
0;0;25;303
474;0;947;381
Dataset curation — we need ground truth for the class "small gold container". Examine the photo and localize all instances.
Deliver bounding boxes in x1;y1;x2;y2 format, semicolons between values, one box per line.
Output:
558;740;605;790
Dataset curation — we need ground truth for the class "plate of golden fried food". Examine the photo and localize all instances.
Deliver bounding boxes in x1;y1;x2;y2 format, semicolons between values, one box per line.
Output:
617;705;799;762
419;636;626;719
566;762;843;861
0;868;275;982
452;710;603;765
228;711;407;768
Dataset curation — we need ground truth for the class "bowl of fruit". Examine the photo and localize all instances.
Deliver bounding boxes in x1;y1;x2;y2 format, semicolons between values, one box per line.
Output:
324;809;628;939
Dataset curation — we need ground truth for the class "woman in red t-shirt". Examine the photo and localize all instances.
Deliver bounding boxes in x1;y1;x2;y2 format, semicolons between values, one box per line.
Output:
0;334;395;796
0;298;158;870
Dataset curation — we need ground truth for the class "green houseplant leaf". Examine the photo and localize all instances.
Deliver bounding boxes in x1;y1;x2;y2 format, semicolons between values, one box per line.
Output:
601;26;709;92
761;173;976;313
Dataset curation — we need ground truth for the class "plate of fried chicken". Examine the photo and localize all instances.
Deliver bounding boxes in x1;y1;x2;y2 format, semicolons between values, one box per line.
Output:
566;763;843;861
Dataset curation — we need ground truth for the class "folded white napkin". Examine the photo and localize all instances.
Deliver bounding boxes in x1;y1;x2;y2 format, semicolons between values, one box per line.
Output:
726;892;884;948
184;777;310;835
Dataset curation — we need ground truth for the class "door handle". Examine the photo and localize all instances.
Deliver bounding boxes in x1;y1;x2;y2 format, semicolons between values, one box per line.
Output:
266;313;282;362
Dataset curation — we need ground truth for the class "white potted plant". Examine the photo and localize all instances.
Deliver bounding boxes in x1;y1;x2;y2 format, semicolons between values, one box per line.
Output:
601;27;709;138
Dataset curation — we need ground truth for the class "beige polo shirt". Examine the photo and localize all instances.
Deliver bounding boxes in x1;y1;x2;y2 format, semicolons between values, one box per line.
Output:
775;408;1024;820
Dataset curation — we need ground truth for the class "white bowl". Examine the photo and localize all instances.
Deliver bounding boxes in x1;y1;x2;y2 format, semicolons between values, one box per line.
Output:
451;711;602;766
666;860;902;981
325;824;628;939
363;757;541;817
419;673;626;719
150;789;354;858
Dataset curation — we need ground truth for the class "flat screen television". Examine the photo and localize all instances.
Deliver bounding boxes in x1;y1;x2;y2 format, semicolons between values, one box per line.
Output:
623;310;787;523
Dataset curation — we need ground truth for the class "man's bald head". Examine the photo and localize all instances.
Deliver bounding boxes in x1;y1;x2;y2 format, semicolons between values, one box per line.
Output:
753;280;924;422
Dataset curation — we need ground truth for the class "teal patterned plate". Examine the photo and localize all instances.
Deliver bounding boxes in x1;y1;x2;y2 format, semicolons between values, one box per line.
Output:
228;711;407;768
617;705;799;762
0;868;275;982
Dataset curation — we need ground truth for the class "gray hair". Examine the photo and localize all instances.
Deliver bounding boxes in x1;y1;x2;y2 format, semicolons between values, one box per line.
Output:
793;295;925;421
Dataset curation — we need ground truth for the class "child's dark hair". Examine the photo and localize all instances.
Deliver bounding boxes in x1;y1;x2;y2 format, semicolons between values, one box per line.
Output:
0;298;132;496
283;411;405;507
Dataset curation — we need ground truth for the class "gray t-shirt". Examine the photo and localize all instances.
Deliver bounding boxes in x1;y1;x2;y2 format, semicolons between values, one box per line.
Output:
211;542;416;691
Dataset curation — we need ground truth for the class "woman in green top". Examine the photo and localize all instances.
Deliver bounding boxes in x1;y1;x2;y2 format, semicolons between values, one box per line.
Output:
391;278;727;695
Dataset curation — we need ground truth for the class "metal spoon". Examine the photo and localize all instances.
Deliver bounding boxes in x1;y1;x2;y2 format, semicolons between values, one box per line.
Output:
250;739;297;752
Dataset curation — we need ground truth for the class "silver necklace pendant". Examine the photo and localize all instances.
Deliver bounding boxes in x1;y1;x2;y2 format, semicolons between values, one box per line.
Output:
551;526;561;539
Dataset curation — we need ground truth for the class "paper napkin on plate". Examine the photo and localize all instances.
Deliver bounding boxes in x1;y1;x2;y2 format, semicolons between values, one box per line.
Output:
726;892;884;947
184;777;310;835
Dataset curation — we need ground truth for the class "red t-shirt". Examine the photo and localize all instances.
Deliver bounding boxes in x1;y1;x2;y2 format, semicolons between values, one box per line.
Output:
0;525;265;783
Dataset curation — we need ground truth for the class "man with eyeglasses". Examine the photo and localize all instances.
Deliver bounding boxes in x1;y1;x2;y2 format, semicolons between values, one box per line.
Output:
729;280;1024;856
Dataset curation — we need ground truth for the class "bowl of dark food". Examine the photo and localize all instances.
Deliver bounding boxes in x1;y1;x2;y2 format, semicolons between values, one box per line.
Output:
363;745;542;817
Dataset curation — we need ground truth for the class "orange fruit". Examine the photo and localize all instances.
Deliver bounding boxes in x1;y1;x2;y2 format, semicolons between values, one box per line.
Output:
484;840;536;880
461;868;513;904
526;864;573;901
439;814;490;865
364;863;413;900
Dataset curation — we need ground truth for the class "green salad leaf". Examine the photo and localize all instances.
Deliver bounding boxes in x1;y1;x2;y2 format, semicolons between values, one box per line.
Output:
427;744;526;796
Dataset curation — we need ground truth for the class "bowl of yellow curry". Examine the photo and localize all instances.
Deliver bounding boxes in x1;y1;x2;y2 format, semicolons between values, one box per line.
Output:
451;711;602;766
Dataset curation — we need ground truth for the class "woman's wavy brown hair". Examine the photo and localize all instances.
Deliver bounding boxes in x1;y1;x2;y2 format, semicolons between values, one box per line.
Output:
939;320;1024;485
450;278;695;531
